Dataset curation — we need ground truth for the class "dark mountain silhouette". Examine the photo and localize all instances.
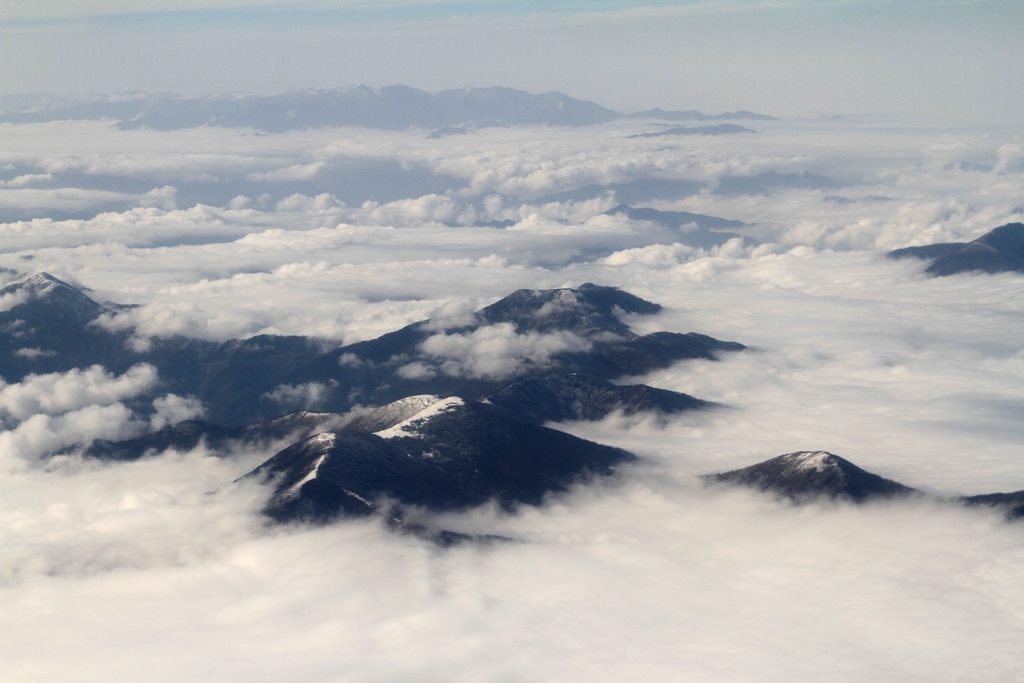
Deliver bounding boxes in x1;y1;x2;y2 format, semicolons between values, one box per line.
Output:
84;369;712;461
243;397;636;523
0;273;136;378
887;223;1024;276
707;452;1024;522
887;243;964;261
293;283;743;418
480;373;713;424
962;491;1024;520
706;451;917;502
1;275;743;429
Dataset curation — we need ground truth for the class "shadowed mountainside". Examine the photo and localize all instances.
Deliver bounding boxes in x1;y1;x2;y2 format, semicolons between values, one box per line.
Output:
888;223;1024;276
1;275;744;427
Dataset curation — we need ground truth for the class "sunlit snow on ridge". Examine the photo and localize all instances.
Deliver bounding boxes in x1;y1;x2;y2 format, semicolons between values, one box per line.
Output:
374;396;462;439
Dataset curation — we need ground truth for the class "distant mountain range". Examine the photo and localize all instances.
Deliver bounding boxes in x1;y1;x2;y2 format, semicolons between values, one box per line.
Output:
0;86;774;132
887;223;1024;276
626;124;756;138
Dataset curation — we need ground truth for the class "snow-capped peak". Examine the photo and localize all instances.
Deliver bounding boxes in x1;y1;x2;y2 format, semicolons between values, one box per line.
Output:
374;396;464;439
784;451;836;473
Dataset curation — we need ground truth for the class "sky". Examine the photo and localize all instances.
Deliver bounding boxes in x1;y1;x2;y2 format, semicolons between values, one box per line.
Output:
2;0;1023;122
2;3;1024;681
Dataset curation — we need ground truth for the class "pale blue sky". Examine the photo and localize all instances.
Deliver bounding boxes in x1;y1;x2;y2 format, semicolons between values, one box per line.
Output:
2;1;1021;122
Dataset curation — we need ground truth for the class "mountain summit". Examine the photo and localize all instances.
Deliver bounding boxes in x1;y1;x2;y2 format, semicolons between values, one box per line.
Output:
707;451;917;502
245;396;636;523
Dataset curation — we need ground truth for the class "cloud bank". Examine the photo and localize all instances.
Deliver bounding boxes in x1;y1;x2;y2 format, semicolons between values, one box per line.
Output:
0;115;1022;681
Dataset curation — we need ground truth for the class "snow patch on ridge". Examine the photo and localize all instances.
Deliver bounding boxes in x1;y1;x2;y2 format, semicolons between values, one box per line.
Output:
374;396;464;439
280;432;335;500
345;395;443;433
785;451;835;473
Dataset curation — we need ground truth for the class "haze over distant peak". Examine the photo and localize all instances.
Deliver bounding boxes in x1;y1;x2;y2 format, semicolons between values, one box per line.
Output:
0;86;773;132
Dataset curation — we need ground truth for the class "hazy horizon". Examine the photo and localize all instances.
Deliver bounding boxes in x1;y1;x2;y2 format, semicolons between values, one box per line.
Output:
2;0;1023;124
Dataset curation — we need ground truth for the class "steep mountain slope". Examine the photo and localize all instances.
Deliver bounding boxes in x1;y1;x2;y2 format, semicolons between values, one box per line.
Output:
84;372;712;461
480;373;713;424
706;451;917;502
2;275;741;443
708;451;1024;522
0;273;133;379
246;398;636;523
962;491;1024;520
295;283;744;415
887;223;1024;276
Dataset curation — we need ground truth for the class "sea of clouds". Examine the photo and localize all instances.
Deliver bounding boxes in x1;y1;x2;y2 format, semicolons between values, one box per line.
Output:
1;115;1022;681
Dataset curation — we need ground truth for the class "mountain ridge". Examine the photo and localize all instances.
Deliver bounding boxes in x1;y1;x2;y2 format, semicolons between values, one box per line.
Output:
244;398;637;523
0;87;773;132
887;223;1024;276
1;275;744;428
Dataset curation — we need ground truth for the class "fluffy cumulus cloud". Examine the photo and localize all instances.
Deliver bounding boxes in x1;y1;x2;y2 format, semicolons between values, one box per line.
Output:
0;364;158;422
0;403;148;468
0;289;29;312
1;117;1024;680
412;322;592;379
0;365;167;469
262;380;336;410
150;393;205;430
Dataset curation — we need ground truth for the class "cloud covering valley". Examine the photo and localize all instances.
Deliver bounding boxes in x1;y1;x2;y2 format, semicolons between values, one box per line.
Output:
1;114;1023;681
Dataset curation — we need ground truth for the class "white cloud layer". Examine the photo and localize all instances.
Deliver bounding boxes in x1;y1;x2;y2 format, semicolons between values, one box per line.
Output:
0;117;1022;680
0;364;158;422
150;393;204;430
